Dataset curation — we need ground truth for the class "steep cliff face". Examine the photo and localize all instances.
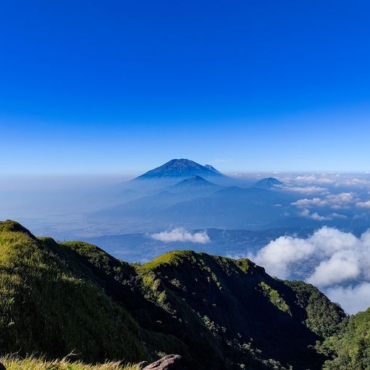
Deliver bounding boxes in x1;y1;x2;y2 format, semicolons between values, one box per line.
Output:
0;220;346;369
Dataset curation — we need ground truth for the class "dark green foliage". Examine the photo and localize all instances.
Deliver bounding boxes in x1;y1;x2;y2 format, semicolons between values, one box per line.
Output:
0;221;351;370
284;281;346;338
136;250;344;369
0;221;146;363
323;308;370;369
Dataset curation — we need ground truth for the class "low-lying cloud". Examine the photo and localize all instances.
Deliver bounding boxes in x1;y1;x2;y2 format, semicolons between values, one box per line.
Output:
248;227;370;314
356;200;370;208
285;186;329;195
299;209;347;221
326;283;370;315
150;228;210;244
292;192;357;209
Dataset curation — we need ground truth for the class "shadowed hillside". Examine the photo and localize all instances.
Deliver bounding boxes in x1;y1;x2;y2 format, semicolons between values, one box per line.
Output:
0;220;351;369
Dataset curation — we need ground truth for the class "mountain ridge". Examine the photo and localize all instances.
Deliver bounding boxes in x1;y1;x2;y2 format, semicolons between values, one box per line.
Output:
170;175;223;191
0;219;352;369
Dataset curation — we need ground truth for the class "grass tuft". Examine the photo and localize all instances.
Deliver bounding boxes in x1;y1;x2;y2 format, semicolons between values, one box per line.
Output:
0;355;140;370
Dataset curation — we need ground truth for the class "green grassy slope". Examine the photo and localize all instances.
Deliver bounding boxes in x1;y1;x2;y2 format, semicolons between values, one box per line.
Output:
0;220;146;363
0;220;349;370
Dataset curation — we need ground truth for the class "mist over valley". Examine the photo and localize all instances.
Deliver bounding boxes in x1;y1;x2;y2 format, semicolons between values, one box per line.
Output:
2;159;370;313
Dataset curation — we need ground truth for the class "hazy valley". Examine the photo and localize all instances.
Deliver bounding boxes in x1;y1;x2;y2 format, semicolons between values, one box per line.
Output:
2;159;370;316
2;159;370;369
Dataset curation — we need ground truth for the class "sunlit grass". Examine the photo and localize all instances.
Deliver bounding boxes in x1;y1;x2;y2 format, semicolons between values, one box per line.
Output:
0;355;140;370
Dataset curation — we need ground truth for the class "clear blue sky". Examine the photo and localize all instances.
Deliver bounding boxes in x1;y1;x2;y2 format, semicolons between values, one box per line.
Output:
1;0;370;175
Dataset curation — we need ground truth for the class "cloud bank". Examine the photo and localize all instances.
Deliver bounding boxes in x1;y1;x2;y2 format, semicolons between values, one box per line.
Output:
292;192;357;209
150;228;210;244
248;227;370;314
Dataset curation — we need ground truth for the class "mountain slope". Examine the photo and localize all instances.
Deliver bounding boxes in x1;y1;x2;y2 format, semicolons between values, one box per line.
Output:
0;220;347;369
165;186;298;229
253;177;283;189
0;220;146;363
91;183;300;233
135;159;226;180
323;307;370;369
170;175;223;192
138;251;345;369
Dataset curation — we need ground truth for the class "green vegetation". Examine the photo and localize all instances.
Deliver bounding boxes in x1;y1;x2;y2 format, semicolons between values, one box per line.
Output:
0;220;146;364
137;249;343;369
0;356;139;370
259;282;290;314
323;307;370;369
2;220;367;370
285;281;346;338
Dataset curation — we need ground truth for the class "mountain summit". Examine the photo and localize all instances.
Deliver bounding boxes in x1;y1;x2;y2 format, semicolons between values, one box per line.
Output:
135;159;225;180
253;177;283;189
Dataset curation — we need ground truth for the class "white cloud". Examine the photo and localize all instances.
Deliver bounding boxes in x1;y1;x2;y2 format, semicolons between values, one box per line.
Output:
343;178;370;187
282;173;370;189
294;174;336;184
299;209;332;221
150;228;210;244
310;212;332;221
308;227;358;255
327;193;357;209
248;227;370;313
248;236;314;279
356;200;370;208
292;192;357;210
295;175;318;182
292;198;323;207
326;283;370;315
331;213;348;219
307;252;360;286
286;186;329;195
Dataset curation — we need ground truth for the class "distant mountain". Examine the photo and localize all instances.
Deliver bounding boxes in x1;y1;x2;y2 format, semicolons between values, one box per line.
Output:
165;186;298;229
0;220;348;370
135;159;226;180
253;177;283;189
90;183;301;233
170;175;223;192
91;177;223;228
204;164;223;174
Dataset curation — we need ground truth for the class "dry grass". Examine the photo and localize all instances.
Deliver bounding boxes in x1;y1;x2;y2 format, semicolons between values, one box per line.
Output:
0;355;140;370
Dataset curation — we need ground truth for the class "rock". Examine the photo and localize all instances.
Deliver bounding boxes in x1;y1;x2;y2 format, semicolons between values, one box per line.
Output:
138;361;149;369
0;363;6;370
143;354;184;370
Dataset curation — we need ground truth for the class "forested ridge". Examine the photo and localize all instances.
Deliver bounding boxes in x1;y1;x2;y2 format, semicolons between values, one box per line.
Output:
0;220;367;369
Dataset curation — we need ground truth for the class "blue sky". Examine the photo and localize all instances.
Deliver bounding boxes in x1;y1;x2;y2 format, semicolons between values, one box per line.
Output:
1;0;370;175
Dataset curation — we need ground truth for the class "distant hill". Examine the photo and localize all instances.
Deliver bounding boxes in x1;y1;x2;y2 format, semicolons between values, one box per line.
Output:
170;175;223;192
253;177;283;189
0;219;351;370
165;186;296;229
91;178;299;232
135;159;226;180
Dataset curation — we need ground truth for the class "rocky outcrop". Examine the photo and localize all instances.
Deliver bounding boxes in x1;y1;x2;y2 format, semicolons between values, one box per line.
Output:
138;361;149;370
143;354;184;370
